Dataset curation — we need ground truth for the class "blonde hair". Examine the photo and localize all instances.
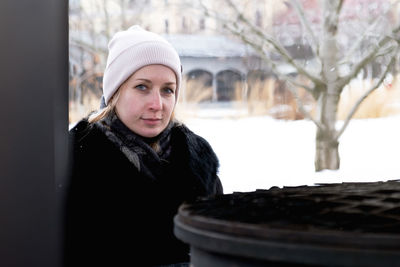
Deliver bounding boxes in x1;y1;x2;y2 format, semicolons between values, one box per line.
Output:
88;90;121;123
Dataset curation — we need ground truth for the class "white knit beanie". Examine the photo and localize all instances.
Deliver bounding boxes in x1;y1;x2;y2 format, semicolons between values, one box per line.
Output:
102;25;182;105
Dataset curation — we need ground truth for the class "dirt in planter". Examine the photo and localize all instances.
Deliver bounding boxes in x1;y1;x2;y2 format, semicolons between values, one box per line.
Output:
184;180;400;234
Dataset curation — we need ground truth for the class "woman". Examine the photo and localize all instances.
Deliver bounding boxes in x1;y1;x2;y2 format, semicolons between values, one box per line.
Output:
65;25;223;267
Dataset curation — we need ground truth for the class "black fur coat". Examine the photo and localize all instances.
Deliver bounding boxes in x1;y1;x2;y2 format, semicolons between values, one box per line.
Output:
64;118;223;266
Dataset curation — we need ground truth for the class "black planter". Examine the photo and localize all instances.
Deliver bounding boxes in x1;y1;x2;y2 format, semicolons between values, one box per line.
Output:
174;180;400;266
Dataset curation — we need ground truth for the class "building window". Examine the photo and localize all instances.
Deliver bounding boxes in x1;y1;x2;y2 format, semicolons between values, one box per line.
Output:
182;16;187;31
165;19;169;34
199;18;205;30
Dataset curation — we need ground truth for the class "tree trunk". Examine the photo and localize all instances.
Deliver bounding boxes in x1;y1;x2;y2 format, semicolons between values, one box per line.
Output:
315;126;339;171
314;0;342;171
315;91;340;171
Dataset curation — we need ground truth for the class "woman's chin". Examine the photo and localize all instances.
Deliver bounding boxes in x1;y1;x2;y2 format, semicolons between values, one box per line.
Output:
137;126;164;138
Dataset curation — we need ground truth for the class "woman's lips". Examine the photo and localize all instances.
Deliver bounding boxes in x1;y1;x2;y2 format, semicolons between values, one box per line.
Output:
142;118;162;126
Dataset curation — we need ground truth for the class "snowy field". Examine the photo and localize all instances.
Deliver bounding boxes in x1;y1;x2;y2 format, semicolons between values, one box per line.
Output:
182;114;400;194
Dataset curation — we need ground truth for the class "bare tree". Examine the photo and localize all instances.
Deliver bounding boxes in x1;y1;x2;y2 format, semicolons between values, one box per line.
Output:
69;0;108;115
199;0;400;171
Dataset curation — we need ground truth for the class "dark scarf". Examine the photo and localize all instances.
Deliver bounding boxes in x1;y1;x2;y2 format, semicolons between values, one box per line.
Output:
95;111;175;181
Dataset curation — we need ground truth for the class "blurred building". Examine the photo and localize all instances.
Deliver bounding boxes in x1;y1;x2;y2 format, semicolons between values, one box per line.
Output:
68;0;284;118
68;0;396;122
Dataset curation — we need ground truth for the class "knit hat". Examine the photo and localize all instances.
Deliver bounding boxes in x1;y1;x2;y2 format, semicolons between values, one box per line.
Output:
102;25;182;105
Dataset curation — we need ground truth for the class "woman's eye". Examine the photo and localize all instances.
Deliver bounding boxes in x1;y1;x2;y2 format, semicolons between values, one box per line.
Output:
135;84;147;91
163;87;175;95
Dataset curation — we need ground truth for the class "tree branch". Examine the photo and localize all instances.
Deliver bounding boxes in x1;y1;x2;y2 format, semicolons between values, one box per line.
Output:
335;55;396;140
199;0;316;95
286;81;324;130
197;0;214;21
224;0;324;87
197;0;243;33
339;25;400;88
339;17;386;66
224;22;315;95
336;0;344;15
225;20;324;123
339;0;400;66
69;40;108;55
288;0;320;58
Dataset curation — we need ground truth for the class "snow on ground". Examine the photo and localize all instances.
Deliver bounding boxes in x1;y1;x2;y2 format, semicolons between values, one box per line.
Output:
183;114;400;194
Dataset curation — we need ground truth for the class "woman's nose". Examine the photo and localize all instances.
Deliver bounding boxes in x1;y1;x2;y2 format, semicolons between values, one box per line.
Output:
148;90;162;110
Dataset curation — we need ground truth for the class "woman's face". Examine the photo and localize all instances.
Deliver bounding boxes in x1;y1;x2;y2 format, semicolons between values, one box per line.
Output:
115;64;177;138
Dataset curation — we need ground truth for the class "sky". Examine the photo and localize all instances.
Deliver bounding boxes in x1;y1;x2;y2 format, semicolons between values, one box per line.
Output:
183;114;400;194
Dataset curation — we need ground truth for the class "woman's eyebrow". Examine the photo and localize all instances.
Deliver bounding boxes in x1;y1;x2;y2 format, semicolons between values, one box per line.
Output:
134;78;176;85
135;78;151;83
164;82;176;85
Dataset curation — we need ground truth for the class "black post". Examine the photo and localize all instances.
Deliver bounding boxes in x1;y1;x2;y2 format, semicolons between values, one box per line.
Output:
0;1;68;266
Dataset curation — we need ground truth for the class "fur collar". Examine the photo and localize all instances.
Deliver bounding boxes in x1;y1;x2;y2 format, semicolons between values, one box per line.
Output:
71;117;220;194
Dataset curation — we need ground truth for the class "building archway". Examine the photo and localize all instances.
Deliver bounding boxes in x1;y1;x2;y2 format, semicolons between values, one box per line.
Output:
216;69;244;102
184;69;213;102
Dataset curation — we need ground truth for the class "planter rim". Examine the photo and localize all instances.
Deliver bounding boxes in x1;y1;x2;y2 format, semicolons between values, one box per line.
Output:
174;181;400;266
176;203;400;250
174;210;400;266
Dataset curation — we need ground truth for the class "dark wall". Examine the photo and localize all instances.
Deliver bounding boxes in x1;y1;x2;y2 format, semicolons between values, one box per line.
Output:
0;1;68;266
